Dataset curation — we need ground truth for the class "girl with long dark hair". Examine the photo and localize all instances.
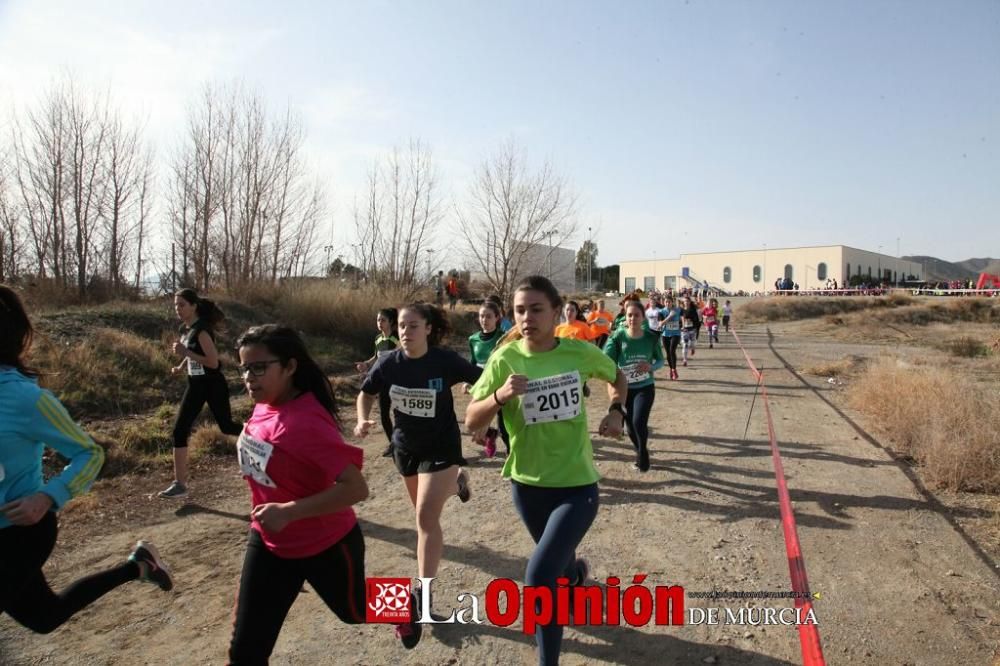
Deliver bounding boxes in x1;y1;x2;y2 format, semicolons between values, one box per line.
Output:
160;288;243;499
228;325;368;663
1;285;172;636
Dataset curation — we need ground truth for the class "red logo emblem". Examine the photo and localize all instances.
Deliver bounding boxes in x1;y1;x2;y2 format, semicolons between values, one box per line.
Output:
366;578;412;623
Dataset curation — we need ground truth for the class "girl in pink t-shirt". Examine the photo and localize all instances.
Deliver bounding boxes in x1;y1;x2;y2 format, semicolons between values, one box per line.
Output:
702;298;720;348
228;325;369;664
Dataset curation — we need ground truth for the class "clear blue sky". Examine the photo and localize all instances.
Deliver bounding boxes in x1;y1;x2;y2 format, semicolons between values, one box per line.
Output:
1;0;996;266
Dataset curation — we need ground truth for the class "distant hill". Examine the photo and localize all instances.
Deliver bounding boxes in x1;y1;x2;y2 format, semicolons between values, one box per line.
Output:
902;256;971;281
900;256;1000;281
956;257;1000;276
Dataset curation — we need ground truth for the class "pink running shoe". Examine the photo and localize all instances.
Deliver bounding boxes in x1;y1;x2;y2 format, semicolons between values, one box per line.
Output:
484;428;498;458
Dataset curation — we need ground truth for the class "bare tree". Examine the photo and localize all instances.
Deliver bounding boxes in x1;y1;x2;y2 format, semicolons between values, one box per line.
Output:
457;139;578;304
10;84;69;283
131;147;155;289
101;113;154;290
168;83;325;291
64;85;110;298
0;148;21;282
6;81;154;298
353;139;442;290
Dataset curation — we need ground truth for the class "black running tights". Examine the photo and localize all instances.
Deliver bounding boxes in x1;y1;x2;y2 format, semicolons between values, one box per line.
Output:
0;512;139;633
173;373;243;447
228;524;367;665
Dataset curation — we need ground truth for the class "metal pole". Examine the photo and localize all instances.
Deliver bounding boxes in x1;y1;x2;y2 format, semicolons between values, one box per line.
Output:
587;226;592;292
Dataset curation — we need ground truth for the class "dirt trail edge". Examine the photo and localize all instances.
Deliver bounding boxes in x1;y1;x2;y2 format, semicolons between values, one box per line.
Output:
2;323;998;665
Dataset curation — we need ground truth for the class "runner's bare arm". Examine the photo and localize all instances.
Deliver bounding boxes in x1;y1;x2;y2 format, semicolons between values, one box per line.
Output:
251;464;368;533
354;391;378;437
465;374;528;431
604;368;628;404
598;368;628;437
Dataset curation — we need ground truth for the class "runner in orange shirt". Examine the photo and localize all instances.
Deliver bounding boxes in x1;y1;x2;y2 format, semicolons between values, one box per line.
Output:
586;298;614;348
555;300;595;341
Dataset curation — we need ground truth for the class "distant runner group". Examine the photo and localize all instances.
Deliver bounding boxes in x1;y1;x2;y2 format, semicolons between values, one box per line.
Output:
0;279;733;665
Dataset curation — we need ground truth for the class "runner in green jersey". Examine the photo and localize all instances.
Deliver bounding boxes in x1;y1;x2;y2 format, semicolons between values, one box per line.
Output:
355;308;400;458
466;275;628;666
468;301;508;457
603;300;664;472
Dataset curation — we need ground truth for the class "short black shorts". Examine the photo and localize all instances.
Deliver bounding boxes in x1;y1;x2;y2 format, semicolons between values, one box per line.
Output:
392;443;463;477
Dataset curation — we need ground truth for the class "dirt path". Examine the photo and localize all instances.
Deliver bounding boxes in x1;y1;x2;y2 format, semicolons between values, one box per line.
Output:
2;324;998;665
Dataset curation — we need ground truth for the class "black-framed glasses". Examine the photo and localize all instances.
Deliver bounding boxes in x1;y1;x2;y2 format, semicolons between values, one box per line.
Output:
238;359;282;377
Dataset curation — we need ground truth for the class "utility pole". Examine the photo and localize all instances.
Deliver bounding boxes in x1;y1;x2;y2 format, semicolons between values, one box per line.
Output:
763;243;767;295
587;226;592;292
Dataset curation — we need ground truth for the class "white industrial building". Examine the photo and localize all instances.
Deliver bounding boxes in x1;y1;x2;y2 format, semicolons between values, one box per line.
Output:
618;245;922;295
467;243;576;295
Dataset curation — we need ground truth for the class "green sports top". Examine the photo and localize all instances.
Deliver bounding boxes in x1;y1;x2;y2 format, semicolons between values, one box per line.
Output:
374;334;399;358
470;337;618;487
468;328;503;367
603;328;664;389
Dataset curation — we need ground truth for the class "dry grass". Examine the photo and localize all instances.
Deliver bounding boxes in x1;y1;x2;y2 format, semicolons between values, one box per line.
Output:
948;336;990;358
34;327;180;416
883;298;1000;326
802;355;867;377
257;280;479;355
740;294;914;322
255;281;417;353
849;357;1000;492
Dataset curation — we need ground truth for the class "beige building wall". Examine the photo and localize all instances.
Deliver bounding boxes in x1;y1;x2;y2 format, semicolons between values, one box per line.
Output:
619;245;922;294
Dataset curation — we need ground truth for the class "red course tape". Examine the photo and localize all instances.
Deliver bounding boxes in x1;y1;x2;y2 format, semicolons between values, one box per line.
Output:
731;327;826;666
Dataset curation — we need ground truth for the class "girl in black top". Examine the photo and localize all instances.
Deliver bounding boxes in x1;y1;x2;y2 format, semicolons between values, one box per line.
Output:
159;289;243;499
354;303;482;648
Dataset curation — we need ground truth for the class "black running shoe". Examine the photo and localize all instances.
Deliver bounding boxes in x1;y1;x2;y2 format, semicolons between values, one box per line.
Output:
129;541;174;591
381;444;393;458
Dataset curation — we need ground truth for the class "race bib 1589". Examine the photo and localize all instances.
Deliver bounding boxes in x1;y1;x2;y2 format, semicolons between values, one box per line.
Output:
522;371;582;424
389;385;436;418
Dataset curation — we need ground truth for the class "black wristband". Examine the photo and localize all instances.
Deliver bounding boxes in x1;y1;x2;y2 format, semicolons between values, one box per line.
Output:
608;402;626;417
493;390;506;407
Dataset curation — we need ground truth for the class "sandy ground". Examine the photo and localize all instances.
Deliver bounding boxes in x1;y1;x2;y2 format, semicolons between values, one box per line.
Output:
2;321;999;665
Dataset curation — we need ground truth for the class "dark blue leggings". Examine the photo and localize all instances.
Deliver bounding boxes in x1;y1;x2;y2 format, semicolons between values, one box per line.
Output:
625;384;655;471
511;481;599;666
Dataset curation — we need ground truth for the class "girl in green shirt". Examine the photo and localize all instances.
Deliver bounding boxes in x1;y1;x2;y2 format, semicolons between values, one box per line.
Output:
355;308;399;457
468;301;508;457
466;275;628;666
603;300;664;472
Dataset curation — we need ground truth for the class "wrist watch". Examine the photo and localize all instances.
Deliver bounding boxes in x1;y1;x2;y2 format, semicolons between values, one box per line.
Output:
607;402;626;417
